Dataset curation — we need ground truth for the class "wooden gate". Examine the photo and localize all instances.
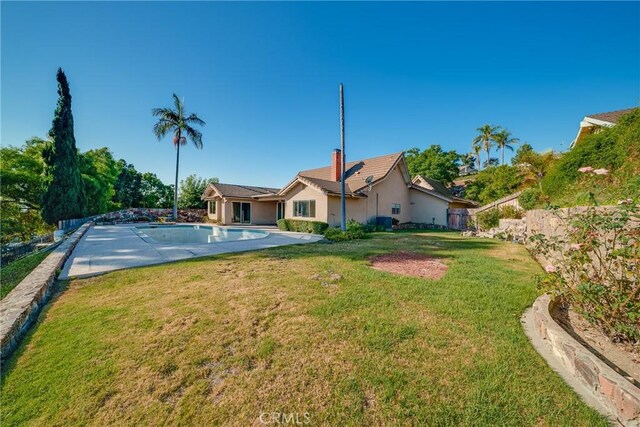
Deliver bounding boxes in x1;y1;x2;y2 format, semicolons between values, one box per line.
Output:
447;208;470;230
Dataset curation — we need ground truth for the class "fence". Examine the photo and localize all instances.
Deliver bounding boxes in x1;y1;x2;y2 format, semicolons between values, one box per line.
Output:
58;215;97;233
447;208;470;230
0;233;55;266
469;191;523;216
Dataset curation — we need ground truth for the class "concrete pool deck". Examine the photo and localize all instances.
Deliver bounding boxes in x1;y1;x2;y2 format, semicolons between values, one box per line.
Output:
59;224;324;279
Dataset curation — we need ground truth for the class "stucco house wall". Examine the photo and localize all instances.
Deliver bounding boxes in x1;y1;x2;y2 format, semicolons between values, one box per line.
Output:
283;182;329;223
207;199;222;222
323;165;411;227
250;200;279;225
364;165;412;224
207;198;278;225
409;189;449;226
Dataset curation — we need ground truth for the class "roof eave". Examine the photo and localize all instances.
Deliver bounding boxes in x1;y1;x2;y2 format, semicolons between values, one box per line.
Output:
409;184;453;202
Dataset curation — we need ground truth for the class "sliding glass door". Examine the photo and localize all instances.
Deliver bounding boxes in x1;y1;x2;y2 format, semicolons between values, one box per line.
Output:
276;202;285;221
232;202;251;224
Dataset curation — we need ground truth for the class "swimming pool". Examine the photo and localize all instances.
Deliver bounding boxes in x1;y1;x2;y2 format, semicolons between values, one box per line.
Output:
134;224;269;244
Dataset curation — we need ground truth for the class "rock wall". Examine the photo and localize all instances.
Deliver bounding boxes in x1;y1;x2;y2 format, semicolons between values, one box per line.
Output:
528;295;640;425
94;208;207;224
0;222;92;360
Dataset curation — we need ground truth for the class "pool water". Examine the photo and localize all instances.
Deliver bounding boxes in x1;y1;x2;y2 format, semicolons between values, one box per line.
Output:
134;224;269;244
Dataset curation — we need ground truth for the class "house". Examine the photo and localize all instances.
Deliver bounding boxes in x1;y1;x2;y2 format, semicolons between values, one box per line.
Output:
201;183;283;225
570;107;637;148
411;175;479;209
458;164;474;176
202;150;453;228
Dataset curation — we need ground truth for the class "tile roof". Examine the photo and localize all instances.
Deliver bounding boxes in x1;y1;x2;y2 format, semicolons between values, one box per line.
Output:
413;175;478;206
204;183;280;199
296;152;405;195
586;108;638;124
413;175;454;198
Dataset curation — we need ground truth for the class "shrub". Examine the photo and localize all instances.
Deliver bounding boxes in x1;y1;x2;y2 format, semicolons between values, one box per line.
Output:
530;203;640;343
541;108;640;202
346;219;366;239
323;220;369;242
519;188;541;210
323;228;349;242
475;209;500;230
464;165;524;205
276;219;290;231
278;219;328;234
364;223;386;232
499;205;524;219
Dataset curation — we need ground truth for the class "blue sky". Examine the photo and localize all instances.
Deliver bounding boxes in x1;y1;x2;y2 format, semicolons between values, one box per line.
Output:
2;1;638;187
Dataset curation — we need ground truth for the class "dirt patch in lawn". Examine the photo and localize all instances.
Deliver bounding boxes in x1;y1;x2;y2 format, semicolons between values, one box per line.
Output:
369;252;448;279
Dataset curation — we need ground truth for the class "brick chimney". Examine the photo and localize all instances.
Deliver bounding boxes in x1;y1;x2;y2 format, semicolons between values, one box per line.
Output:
331;149;342;181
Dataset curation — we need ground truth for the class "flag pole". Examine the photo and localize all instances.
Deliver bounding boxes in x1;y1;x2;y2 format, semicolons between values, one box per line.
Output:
340;83;346;232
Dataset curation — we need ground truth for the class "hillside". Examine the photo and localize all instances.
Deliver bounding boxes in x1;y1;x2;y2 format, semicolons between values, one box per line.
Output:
541;108;640;207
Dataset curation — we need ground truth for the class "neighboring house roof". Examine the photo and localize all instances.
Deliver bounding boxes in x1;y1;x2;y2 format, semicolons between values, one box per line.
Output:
408;184;453;203
202;183;280;200
413;175;454;198
586;108;637;125
412;175;479;207
280;152;408;197
571;107;638;148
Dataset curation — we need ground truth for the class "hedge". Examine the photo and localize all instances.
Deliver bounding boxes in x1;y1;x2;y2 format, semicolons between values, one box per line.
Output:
277;219;328;234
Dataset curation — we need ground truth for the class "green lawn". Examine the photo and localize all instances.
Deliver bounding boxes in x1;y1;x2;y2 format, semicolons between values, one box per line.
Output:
1;250;50;299
1;231;606;425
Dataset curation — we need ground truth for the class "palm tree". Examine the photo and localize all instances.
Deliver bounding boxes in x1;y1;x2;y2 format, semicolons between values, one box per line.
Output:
472;124;500;169
152;94;205;220
493;128;520;165
471;142;482;172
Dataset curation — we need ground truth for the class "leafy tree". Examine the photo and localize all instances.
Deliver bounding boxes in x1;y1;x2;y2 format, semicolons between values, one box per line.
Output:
464;165;523;205
461;153;477;173
0;138;53;242
1;138;48;211
152;94;206;219
471;139;482;171
511;144;557;191
177;174;218;209
113;160;143;208
79;148;119;215
482;157;500;168
472;124;500;170
405;144;460;185
140;172;173;208
493;128;519;165
511;143;536;166
41;68;85;224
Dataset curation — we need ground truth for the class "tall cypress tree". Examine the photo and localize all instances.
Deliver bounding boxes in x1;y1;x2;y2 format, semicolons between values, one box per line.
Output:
41;68;85;224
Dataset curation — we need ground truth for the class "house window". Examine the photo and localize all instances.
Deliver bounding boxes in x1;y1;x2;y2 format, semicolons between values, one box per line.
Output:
391;203;401;215
208;201;216;215
293;200;316;218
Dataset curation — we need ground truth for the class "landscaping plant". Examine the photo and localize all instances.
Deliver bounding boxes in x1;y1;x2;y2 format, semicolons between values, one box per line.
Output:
323;219;368;241
476;209;500;230
277;219;328;234
498;205;524;219
518;188;542;211
530;201;639;343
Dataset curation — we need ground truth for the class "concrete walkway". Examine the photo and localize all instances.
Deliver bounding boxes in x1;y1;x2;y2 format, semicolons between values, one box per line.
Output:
59;224;323;279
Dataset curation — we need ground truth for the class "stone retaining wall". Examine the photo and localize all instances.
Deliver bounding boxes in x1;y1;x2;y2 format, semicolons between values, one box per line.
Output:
0;222;92;360
94;208;207;224
529;294;640;425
